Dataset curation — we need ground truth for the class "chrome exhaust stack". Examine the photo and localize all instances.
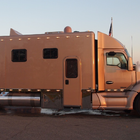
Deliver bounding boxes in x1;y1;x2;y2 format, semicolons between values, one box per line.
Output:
0;93;40;107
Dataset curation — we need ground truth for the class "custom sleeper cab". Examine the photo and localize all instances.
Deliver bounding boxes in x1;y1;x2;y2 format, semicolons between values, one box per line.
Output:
0;26;140;115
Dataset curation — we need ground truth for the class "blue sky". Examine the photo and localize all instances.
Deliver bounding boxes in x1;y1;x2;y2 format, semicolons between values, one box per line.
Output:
0;0;140;62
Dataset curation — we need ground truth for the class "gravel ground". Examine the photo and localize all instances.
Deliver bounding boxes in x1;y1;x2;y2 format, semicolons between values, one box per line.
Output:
0;108;140;140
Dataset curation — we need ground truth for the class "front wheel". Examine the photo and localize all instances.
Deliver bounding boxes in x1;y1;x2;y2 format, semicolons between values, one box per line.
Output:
134;95;140;115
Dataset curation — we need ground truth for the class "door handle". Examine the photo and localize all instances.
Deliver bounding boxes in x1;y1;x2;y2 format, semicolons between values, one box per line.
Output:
65;80;69;85
106;81;113;84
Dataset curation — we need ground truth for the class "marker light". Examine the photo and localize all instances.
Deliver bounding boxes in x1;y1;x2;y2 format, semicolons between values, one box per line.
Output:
120;89;124;91
56;90;60;92
87;90;91;92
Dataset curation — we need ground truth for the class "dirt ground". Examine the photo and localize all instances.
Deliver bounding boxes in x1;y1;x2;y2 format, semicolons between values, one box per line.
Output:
0;108;140;140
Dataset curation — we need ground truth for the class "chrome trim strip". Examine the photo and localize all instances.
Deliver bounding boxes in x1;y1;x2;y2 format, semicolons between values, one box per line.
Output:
103;95;128;98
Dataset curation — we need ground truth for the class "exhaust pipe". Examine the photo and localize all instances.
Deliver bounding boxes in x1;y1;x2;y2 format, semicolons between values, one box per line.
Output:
0;93;40;107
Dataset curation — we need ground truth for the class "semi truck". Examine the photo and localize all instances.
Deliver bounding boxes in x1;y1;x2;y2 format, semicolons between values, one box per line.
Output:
0;26;140;114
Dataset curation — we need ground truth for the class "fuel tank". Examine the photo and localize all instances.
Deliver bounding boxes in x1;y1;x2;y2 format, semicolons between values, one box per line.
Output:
0;93;40;107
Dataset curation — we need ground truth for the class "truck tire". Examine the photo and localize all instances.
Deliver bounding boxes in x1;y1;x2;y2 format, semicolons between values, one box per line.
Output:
135;95;140;115
124;110;131;114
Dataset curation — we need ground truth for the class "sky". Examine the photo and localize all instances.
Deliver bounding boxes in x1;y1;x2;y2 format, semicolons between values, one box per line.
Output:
0;0;140;62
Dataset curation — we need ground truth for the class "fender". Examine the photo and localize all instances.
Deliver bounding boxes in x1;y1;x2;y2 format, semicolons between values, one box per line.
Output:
126;81;140;109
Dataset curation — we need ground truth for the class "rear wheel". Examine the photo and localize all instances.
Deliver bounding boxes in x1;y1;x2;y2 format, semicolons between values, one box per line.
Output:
124;110;131;114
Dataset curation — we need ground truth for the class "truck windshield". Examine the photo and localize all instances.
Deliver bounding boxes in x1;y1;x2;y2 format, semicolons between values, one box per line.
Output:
125;49;130;57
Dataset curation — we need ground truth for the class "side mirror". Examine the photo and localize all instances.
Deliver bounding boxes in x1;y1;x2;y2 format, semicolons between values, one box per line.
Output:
128;57;133;71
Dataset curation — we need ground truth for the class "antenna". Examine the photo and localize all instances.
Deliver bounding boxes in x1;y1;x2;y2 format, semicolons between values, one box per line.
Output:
131;36;133;62
111;17;113;37
109;17;113;37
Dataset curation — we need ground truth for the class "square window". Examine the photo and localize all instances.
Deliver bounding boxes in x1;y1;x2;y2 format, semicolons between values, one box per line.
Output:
12;49;27;62
43;48;58;59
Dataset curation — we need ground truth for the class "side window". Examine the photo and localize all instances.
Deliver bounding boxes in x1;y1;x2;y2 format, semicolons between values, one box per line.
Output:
12;49;27;62
43;48;58;59
66;59;78;78
106;52;127;69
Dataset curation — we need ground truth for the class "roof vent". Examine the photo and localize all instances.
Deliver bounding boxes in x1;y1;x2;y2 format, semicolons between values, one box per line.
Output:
64;26;72;33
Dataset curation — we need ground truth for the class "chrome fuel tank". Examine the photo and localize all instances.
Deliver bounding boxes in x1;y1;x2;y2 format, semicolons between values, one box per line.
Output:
0;93;40;107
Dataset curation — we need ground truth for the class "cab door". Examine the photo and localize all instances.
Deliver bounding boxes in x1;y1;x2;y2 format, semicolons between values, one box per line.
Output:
98;32;135;91
63;57;82;107
105;51;135;90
